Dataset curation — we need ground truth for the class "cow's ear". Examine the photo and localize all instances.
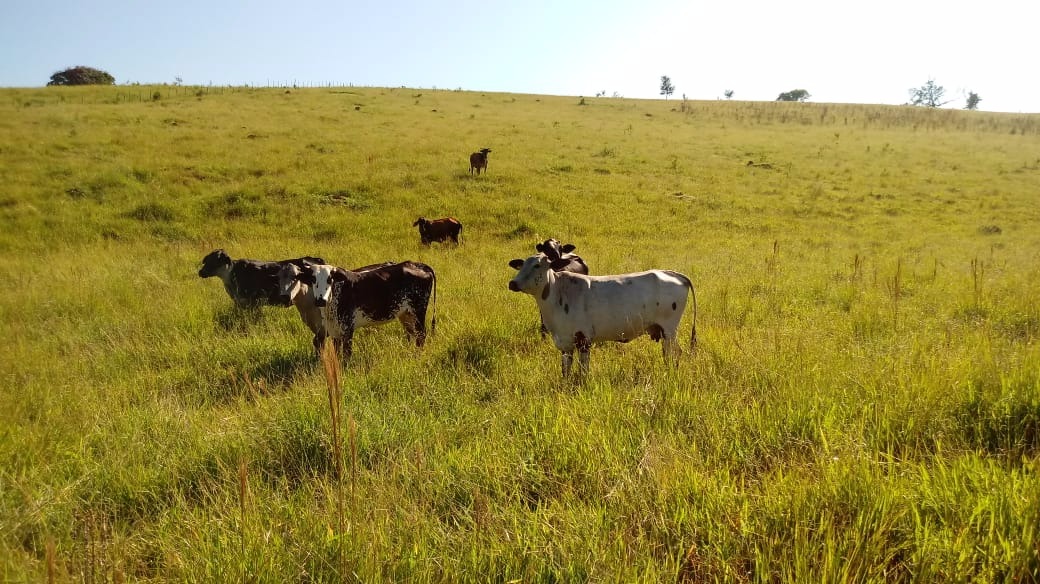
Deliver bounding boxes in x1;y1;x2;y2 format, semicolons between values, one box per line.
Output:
330;268;350;282
560;244;576;254
298;271;316;284
412;219;420;226
550;258;571;271
535;243;545;253
508;259;524;270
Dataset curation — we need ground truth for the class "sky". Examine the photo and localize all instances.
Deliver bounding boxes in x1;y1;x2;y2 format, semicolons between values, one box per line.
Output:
1;0;1036;113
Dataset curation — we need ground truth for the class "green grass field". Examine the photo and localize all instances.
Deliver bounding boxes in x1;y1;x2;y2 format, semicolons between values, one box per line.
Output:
2;85;1039;582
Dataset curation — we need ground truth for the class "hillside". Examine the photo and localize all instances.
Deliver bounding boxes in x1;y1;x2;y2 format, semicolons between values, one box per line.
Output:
2;85;1039;581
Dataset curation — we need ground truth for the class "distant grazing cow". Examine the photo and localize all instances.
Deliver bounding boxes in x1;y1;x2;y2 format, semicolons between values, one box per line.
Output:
525;239;589;338
469;148;491;175
282;261;437;361
278;261;394;354
198;249;325;308
508;254;696;377
413;216;463;246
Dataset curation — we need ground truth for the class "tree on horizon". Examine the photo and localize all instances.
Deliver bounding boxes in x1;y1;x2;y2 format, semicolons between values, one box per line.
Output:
47;66;115;86
660;76;675;99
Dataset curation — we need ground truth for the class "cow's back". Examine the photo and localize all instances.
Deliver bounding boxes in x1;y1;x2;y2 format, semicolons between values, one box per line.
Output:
230;260;283;305
548;271;688;342
328;261;435;330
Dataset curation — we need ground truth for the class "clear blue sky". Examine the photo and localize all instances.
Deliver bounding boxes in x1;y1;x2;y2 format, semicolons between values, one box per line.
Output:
1;0;1035;112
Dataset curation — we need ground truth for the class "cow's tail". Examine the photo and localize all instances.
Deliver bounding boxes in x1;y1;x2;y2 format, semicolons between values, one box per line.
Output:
668;271;698;352
428;265;438;337
688;280;698;352
457;222;463;246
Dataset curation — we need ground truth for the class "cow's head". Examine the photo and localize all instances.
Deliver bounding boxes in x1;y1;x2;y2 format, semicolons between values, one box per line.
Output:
508;254;569;295
308;264;351;308
535;239;577;262
412;217;429;229
198;249;231;278
277;262;312;304
479;148;491;155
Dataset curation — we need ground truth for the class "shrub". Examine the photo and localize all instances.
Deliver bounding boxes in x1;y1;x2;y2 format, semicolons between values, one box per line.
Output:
47;66;115;86
126;203;176;222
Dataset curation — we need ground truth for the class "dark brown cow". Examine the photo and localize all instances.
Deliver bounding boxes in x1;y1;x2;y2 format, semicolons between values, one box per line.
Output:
284;261;437;361
198;249;325;308
469;148;491;175
413;216;463;245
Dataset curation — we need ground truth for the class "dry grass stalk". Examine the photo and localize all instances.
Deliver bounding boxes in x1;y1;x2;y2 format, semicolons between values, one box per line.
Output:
238;457;249;570
46;537;56;584
320;339;346;577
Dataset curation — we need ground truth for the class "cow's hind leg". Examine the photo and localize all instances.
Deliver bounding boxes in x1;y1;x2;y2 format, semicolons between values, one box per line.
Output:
561;350;574;378
661;325;683;367
332;332;354;363
398;310;426;347
662;337;682;367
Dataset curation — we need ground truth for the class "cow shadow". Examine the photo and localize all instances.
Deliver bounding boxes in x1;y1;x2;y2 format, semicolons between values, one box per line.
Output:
213;305;267;333
203;345;317;403
247;346;316;388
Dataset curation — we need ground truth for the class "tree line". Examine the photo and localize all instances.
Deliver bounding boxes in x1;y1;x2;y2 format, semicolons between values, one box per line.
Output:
43;66;983;111
660;75;983;110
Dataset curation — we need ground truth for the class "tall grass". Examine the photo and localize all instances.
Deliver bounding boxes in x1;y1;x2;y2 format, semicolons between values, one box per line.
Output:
1;85;1039;581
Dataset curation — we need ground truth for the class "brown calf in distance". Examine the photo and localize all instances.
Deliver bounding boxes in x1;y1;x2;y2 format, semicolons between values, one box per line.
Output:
469;148;491;175
413;216;463;246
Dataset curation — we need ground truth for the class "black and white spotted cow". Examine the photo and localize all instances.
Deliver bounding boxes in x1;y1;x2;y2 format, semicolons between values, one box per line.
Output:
282;261;437;360
507;253;697;377
198;249;325;308
277;260;395;355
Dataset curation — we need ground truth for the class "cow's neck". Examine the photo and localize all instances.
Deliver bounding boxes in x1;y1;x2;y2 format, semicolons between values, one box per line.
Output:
534;268;559;323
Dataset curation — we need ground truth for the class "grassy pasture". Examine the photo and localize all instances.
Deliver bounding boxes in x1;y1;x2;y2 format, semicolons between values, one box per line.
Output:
2;85;1040;581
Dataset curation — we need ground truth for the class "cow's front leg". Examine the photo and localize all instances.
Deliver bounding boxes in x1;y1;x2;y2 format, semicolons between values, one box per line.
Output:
312;332;326;358
575;332;592;377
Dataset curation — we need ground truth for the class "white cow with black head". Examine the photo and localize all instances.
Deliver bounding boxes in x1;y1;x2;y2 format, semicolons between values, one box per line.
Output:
508;253;697;377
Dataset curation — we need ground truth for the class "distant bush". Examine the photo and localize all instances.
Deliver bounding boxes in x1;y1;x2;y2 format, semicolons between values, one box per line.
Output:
47;66;115;86
126;203;176;222
777;89;811;102
316;188;373;211
504;222;536;239
203;192;268;220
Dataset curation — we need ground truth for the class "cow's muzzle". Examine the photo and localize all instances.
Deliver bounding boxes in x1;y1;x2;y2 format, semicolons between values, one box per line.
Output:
314;298;327;308
508;281;520;292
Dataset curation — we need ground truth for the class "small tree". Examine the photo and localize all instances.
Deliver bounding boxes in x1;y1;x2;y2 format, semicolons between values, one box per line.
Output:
776;89;810;102
965;91;982;110
660;75;675;99
909;79;950;108
724;89;734;100
47;66;115;86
